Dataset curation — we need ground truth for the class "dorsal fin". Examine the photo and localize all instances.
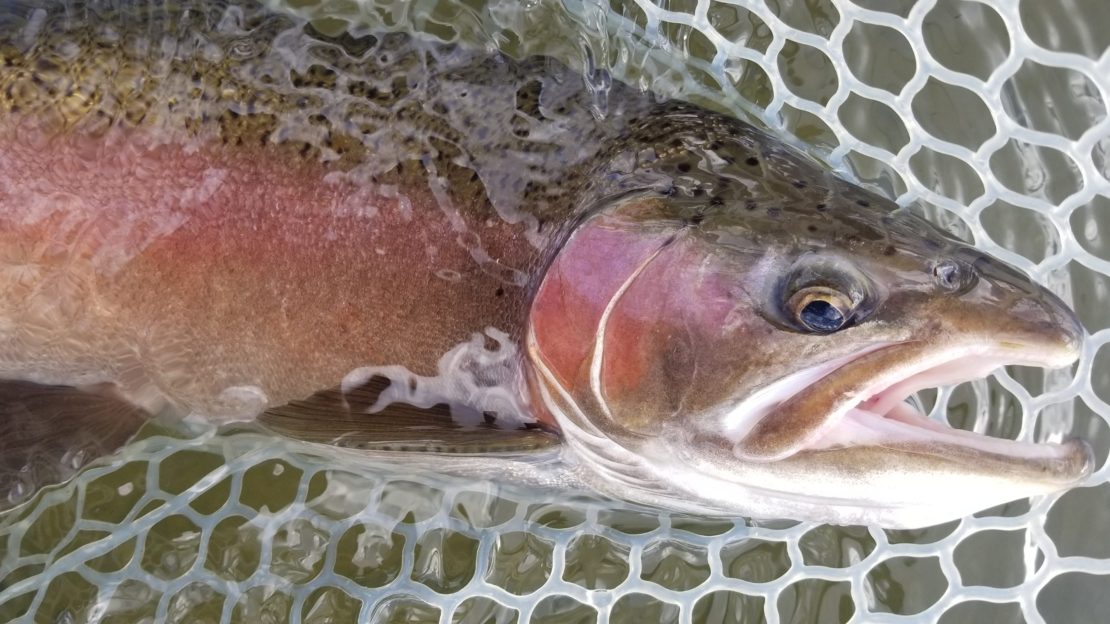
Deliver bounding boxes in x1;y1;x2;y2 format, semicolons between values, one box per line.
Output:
258;375;560;454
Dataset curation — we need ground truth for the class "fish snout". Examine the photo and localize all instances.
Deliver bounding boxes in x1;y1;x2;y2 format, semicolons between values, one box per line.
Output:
1007;286;1085;368
947;251;1085;368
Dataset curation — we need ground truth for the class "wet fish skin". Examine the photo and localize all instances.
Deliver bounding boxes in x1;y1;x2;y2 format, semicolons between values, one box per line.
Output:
0;0;1092;527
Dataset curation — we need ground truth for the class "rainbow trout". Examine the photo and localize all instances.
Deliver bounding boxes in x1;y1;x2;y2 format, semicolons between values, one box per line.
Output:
0;0;1091;527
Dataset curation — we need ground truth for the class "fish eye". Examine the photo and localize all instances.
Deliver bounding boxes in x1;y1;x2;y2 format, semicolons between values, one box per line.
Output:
787;286;853;333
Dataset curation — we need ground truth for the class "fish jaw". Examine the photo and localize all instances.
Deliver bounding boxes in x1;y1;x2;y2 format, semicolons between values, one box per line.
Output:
678;307;1090;527
531;330;1092;528
669;340;1093;528
725;339;1082;461
643;436;1092;529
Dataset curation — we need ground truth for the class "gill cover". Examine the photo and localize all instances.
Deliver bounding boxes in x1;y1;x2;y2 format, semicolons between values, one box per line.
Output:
527;197;700;439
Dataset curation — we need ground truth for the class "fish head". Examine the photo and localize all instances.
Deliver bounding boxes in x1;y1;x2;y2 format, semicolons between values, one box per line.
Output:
526;189;1090;528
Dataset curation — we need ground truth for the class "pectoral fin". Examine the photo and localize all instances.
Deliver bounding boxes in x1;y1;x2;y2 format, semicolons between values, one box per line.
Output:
259;375;560;454
0;380;149;509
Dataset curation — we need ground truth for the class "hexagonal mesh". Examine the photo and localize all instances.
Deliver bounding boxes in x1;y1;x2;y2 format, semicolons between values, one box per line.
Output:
1;0;1108;622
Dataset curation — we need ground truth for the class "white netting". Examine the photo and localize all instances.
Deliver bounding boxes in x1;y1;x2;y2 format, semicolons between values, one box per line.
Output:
1;0;1108;622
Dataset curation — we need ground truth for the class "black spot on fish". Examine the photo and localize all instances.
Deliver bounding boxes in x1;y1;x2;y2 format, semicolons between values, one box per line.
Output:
856;199;871;207
745;156;759;166
745;200;757;211
677;162;691;173
807;225;819;233
709;196;724;207
815;203;828;212
495;287;505;297
689;213;707;225
883;245;897;256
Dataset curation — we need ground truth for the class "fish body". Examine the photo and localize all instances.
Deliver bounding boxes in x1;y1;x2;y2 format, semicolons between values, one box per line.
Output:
0;0;1092;527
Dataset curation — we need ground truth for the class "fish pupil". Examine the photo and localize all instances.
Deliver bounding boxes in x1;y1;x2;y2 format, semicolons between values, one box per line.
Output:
800;300;845;332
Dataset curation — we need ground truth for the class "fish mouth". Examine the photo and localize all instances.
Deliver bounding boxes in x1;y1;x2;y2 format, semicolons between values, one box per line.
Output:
733;337;1092;484
815;345;1082;458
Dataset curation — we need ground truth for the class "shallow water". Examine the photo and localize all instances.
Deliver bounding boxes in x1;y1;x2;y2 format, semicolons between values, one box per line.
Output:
1;0;1109;622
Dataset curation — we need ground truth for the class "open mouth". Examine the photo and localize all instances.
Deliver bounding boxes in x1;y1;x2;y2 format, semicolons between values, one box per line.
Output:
813;347;1071;458
727;340;1091;474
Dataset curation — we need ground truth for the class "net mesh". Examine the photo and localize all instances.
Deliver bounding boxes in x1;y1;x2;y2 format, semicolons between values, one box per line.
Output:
2;0;1109;622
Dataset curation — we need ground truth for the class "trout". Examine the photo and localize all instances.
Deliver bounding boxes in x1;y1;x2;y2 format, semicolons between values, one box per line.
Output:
0;0;1091;527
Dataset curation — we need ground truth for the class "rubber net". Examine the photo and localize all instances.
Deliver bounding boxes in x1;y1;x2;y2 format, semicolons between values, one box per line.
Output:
1;0;1109;622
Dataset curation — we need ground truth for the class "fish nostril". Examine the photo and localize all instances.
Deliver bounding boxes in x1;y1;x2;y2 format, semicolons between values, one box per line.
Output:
932;261;962;291
931;259;978;295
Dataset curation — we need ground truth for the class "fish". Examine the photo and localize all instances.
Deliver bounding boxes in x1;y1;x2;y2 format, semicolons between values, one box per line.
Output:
0;0;1092;528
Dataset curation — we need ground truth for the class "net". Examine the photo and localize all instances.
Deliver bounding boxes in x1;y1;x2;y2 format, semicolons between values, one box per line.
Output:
1;0;1108;622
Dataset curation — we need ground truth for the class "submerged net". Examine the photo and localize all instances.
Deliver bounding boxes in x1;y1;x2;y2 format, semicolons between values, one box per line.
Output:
1;0;1109;622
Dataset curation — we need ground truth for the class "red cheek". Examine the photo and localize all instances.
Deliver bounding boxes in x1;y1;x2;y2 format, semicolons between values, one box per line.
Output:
528;216;677;393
